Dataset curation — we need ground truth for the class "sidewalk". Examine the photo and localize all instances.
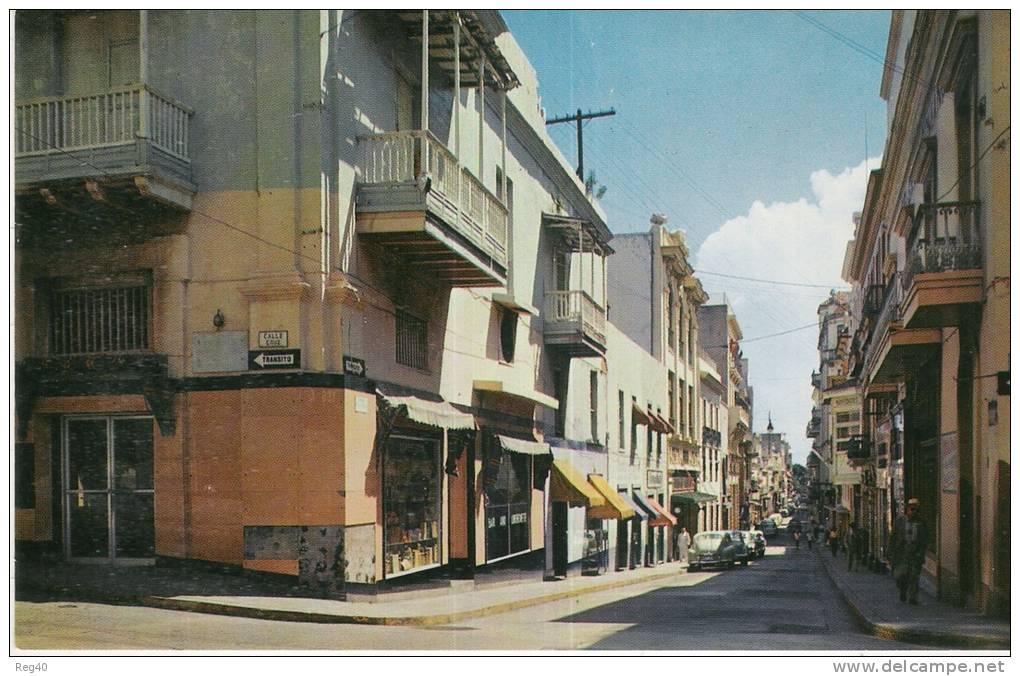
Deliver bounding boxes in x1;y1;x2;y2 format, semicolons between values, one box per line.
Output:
817;549;1009;649
16;559;689;626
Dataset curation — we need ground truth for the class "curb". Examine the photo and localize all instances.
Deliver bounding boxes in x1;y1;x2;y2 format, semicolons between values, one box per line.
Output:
22;565;688;627
817;550;1009;649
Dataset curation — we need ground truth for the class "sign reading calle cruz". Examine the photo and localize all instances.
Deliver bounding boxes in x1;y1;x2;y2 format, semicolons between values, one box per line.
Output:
248;349;301;370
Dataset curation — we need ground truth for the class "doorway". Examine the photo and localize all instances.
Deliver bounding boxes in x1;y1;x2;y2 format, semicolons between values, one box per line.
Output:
552;502;568;577
63;416;155;562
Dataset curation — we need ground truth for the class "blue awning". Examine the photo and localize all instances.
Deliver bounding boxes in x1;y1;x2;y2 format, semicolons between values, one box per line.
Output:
617;490;650;520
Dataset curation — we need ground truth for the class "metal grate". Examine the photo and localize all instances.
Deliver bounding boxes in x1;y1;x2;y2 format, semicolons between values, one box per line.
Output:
50;286;150;356
395;309;428;370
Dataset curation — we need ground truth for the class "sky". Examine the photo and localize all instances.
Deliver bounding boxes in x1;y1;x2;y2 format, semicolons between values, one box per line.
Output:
504;10;892;464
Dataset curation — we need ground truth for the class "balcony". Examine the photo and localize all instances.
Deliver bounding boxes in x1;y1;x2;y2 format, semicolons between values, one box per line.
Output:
864;272;940;385
355;130;508;287
863;284;885;318
806;415;820;439
14;86;195;243
846;435;871;465
700;427;722;448
811;370;821;389
901;236;983;329
543;290;607;357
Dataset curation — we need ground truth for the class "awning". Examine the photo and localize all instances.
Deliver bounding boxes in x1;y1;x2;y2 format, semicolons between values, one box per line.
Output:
645;496;677;527
376;385;475;430
550;459;606;508
633;493;671;527
586;474;636;520
496;435;552;457
631;402;652;426
654;413;676;435
616;490;649;520
672;491;718;505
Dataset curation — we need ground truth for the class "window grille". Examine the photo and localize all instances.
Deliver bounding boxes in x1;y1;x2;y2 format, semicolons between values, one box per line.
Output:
395;309;428;370
49;284;150;356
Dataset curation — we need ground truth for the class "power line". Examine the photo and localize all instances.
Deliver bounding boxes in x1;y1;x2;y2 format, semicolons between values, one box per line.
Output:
936;125;1010;202
697;270;848;290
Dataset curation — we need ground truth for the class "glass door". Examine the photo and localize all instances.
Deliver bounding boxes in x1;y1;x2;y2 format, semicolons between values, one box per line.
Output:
64;416;155;562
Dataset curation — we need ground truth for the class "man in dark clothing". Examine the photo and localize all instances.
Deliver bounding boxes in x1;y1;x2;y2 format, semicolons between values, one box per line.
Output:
847;523;860;571
888;497;929;604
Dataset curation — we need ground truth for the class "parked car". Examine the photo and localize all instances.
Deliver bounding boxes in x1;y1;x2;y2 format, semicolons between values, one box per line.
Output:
687;531;742;571
758;519;777;537
750;530;767;559
737;531;756;564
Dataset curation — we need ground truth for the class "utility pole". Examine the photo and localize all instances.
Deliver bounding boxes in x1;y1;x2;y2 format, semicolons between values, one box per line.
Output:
545;108;616;181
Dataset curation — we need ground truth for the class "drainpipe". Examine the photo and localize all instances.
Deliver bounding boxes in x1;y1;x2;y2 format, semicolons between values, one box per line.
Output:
420;10;429;162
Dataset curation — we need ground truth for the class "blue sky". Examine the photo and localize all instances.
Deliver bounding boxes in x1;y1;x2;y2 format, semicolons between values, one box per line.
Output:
504;10;891;464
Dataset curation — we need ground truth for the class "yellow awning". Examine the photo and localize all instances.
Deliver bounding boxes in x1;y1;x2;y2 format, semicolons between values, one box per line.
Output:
550;459;606;508
586;474;636;520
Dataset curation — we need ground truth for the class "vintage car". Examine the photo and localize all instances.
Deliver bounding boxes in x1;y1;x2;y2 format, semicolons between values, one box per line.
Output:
731;530;752;565
757;519;777;537
687;530;743;571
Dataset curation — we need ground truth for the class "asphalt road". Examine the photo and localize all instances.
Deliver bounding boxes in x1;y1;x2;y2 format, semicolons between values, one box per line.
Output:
15;535;920;651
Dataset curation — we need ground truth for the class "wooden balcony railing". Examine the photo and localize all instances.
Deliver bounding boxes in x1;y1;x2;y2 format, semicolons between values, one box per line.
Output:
544;289;607;345
357;130;507;265
15;85;191;161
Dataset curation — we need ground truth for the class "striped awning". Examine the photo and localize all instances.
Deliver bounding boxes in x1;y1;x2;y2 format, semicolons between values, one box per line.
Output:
376;385;475;430
617;490;649;521
496;435;552;457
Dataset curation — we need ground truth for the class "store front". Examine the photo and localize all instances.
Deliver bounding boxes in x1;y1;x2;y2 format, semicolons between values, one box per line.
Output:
632;492;670;565
617;489;649;569
376;384;475;582
382;435;443;578
548;459;605;577
644;495;676;563
586;474;634;574
483;435;550;564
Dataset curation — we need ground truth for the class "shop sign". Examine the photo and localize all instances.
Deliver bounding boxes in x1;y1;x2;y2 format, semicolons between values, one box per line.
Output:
343;355;366;377
248;349;300;370
258;330;289;348
646;469;663;489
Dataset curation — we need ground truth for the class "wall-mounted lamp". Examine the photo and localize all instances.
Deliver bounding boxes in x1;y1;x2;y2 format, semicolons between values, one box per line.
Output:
213;309;225;330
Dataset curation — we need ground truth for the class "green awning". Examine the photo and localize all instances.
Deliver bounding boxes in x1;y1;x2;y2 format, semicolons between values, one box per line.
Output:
672;491;718;505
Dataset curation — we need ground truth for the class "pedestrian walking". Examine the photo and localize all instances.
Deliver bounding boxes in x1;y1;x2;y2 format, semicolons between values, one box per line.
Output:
847;523;859;571
805;527;813;549
678;526;691;567
888;497;929;604
828;526;839;557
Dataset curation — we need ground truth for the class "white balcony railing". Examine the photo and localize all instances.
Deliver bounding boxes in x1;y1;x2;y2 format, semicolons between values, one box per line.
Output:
357;130;507;264
15;85;192;161
544;289;607;345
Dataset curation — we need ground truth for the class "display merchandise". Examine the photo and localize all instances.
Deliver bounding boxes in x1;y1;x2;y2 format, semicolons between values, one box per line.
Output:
383;436;441;577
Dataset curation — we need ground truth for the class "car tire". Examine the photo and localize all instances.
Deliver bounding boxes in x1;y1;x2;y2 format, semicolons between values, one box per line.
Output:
689;565;699;572
741;559;748;566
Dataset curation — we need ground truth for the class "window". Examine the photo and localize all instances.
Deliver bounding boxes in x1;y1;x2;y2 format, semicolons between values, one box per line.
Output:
630;396;638;453
499;310;517;363
646;401;653;460
589;371;599;443
656;408;663;460
383;437;441;576
485;446;532;562
687;385;695;436
554;249;570;292
48;276;151;356
667;287;676;349
618;390;625;450
668;374;676;427
395;309;428;370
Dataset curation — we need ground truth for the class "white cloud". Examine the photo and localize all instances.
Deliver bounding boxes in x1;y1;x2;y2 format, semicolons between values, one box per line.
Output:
694;156;880;464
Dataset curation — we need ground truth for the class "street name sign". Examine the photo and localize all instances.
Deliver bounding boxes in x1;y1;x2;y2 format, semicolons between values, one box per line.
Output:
258;330;289;348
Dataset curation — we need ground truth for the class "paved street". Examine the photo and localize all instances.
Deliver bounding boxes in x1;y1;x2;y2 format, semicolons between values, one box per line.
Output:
15;537;920;651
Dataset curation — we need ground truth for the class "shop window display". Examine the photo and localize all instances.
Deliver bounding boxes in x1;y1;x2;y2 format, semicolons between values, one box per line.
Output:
383;436;441;577
485;447;531;562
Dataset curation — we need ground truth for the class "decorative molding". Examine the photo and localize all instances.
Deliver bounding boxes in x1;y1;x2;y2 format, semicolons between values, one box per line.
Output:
239;272;312;302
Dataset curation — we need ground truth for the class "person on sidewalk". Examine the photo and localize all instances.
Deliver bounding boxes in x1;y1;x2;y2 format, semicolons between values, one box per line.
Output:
828;526;840;557
847;523;860;571
677;526;691;566
888;497;929;604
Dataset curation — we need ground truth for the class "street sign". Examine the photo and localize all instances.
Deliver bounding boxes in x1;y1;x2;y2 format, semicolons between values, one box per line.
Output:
248;349;300;370
343;355;366;377
258;330;289;348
